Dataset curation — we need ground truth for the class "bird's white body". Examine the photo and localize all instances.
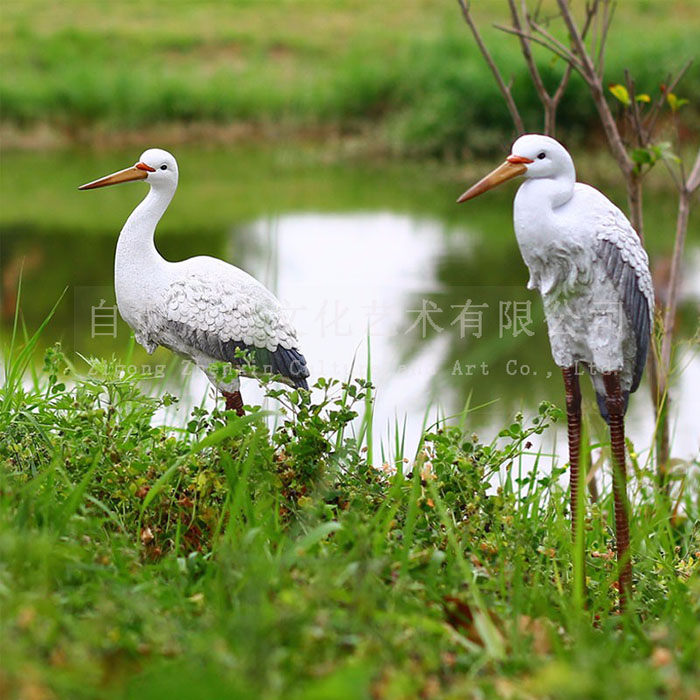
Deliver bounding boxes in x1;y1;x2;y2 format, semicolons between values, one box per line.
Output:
88;148;308;394
514;177;653;391
457;134;649;602
509;135;653;407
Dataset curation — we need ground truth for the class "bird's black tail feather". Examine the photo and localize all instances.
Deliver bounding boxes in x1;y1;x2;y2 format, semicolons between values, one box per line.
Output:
268;346;310;390
595;390;630;425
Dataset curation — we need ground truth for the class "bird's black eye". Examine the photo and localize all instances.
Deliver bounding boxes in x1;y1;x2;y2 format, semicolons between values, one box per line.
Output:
537;152;546;160
160;165;167;170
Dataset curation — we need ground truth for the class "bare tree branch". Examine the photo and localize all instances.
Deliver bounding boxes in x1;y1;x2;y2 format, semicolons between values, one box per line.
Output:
662;153;683;193
643;71;672;141
654;144;699;483
588;0;599;63
527;20;583;70
552;63;573;103
509;0;549;104
494;23;583;71
552;1;595;111
579;2;601;48
624;70;644;148
660;176;694;375
519;1;598;69
505;0;564;133
457;0;525;134
556;0;633;179
595;0;615;78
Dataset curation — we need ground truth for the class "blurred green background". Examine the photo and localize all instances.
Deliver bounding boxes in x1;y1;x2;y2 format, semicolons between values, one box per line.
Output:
1;0;698;155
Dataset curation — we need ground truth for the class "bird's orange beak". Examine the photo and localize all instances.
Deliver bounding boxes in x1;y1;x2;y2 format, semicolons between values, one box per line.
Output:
457;155;533;203
78;162;156;190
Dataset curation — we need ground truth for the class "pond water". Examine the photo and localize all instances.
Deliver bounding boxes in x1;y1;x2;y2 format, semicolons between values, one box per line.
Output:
2;144;698;463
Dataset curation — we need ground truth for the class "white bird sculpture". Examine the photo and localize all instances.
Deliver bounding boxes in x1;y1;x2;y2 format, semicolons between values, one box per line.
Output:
458;134;654;610
79;148;309;415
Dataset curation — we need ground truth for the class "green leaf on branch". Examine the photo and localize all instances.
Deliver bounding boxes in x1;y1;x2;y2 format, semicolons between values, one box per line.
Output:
635;93;651;103
656;140;682;165
630;141;681;175
608;83;630;106
631;148;656;171
630;146;662;175
666;92;689;112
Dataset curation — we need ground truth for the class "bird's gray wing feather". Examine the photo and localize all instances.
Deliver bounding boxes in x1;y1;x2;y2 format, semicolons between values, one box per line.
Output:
154;275;309;387
594;209;654;393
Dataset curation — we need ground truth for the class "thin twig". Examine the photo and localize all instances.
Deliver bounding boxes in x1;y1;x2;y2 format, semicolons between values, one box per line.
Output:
580;1;600;44
686;148;700;193
644;71;672;139
589;0;599;67
510;0;549;104
556;0;632;176
662;154;683;192
457;0;525;134
596;0;615;78
500;0;597;134
552;63;573;104
673;112;687;185
556;0;599;81
661;171;694;373
557;0;598;107
655;147;698;477
531;0;545;24
528;20;584;70
551;0;599;108
645;61;693;139
624;70;644;148
495;23;583;72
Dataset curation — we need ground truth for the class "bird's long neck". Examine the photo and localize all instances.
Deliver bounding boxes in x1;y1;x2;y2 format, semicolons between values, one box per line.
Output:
116;184;174;272
518;163;576;211
513;160;578;294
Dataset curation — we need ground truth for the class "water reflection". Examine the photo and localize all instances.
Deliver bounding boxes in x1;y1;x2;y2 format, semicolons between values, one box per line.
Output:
241;212;448;449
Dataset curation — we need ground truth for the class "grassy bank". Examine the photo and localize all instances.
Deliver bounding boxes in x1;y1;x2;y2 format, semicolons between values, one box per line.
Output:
1;1;699;155
1;323;699;698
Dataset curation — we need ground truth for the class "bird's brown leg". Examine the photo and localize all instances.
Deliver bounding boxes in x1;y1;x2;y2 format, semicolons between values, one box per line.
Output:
603;372;632;612
223;390;245;417
562;367;583;541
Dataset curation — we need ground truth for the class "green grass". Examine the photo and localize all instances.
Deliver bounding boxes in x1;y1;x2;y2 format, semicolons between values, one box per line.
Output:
1;310;699;698
1;0;699;155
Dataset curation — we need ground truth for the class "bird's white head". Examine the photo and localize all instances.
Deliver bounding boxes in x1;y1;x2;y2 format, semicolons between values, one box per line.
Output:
457;133;575;203
509;134;574;180
78;147;178;192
